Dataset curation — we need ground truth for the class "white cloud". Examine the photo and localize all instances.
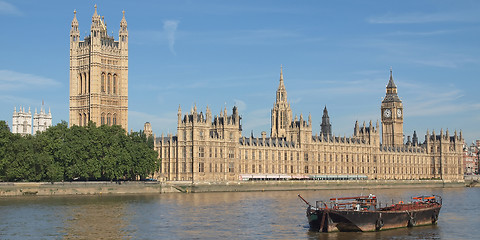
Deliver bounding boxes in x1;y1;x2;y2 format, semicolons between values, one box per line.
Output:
368;12;479;24
233;99;247;112
0;1;21;15
0;69;61;91
0;95;37;106
163;20;179;55
386;30;456;37
402;82;470;117
412;55;478;69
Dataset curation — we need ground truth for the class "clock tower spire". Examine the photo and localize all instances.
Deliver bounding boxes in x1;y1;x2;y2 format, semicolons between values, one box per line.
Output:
381;67;404;146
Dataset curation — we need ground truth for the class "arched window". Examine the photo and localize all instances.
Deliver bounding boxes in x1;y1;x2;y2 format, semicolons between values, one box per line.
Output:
107;74;111;94
113;113;117;125
101;73;105;92
87;72;90;93
107;113;111;125
101;113;105;125
79;113;82;126
79;73;83;94
84;72;88;94
113;74;117;94
83;113;87;126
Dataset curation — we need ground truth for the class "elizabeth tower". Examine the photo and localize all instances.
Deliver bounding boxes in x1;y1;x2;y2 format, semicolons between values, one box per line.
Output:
69;5;128;130
381;68;403;146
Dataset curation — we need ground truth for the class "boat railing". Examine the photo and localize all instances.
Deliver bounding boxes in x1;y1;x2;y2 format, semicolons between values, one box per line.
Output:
412;195;442;205
314;197;377;211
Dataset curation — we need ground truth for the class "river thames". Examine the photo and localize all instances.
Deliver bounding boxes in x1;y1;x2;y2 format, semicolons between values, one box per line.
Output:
0;187;478;239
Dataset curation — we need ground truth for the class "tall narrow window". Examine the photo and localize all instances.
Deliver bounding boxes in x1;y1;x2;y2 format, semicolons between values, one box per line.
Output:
101;113;105;125
84;72;88;94
79;73;83;94
79;113;82;126
107;113;111;125
113;75;117;94
107;74;111;94
83;113;87;126
87;72;90;93
113;114;117;125
101;73;105;92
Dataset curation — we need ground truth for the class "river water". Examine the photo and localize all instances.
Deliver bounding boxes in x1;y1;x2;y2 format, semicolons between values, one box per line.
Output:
0;187;478;239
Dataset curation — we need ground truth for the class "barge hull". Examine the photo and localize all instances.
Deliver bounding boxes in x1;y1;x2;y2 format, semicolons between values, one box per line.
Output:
308;206;441;232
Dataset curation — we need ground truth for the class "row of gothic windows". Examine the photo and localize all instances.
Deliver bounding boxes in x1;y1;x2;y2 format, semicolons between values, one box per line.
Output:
79;113;117;126
101;73;118;95
78;72;120;95
101;113;117;126
78;72;90;94
78;113;89;127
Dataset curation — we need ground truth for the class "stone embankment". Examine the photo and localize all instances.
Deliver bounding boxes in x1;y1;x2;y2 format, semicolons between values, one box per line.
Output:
178;179;465;193
0;179;466;197
0;181;178;196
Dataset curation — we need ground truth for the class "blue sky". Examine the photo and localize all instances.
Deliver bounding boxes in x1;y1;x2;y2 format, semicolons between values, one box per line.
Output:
0;0;479;144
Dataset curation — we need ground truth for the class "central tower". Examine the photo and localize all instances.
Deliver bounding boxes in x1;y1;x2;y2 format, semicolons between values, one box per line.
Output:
271;66;292;138
381;68;404;146
69;5;128;130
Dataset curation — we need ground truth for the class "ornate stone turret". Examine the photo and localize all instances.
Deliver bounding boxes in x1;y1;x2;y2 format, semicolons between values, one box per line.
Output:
321;105;332;138
354;120;359;136
33;101;52;135
12;105;32;136
119;10;128;50
412;130;418;146
70;10;79;49
177;105;182;125
144;122;153;138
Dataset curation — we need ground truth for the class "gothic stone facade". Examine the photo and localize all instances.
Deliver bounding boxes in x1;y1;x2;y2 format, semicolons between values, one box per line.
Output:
69;6;128;130
12;103;52;136
155;68;464;182
12;107;32;136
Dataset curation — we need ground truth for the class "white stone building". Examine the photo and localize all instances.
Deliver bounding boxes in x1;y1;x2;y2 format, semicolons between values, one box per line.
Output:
33;104;52;135
12;103;52;135
12;106;32;136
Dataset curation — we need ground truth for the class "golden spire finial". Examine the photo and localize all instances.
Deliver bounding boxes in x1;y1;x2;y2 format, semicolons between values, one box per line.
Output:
74;9;76;15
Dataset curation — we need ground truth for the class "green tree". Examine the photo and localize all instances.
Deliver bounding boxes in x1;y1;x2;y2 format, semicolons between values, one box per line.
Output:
0;120;159;182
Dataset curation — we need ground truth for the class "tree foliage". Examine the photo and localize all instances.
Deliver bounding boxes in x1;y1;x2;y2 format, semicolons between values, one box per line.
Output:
0;120;160;182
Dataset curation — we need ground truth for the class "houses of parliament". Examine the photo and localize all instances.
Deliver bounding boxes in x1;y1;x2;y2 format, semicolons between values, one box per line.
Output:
67;7;463;183
154;67;464;182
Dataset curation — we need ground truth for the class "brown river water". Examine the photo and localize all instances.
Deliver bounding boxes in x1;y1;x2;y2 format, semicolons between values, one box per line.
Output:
0;187;478;239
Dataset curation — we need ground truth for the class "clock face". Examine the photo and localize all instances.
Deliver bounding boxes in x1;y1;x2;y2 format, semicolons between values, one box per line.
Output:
397;109;402;118
383;109;391;118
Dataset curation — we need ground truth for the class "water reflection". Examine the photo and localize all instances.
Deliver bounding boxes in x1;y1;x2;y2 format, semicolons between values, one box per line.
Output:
0;188;478;239
61;196;131;239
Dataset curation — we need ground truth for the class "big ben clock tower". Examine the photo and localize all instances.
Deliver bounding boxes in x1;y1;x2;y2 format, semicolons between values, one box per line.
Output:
381;68;404;146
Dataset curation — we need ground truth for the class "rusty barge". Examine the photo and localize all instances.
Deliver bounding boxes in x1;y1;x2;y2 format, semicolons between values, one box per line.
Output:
299;194;441;232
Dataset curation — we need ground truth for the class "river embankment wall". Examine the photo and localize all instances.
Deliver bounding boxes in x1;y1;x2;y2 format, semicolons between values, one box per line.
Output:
0;181;177;197
0;180;467;197
182;179;465;193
